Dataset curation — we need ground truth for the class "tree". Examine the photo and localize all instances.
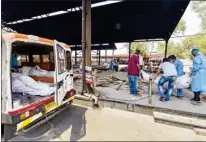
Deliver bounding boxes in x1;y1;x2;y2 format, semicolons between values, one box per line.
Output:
191;1;206;32
130;42;149;56
183;35;206;56
157;41;187;59
173;20;186;35
157;35;206;59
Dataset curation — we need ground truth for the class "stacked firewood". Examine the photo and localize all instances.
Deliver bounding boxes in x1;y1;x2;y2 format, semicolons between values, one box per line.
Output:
96;76;117;87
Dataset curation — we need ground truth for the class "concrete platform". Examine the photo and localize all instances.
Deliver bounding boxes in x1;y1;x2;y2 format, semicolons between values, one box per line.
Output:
94;71;206;117
96;86;206;117
153;111;206;129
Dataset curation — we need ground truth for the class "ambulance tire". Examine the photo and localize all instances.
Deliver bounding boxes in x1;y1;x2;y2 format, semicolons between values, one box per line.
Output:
3;124;17;141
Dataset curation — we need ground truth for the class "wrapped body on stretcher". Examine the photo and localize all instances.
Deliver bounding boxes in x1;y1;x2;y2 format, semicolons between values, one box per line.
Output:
140;70;192;89
19;65;54;77
12;65;56;96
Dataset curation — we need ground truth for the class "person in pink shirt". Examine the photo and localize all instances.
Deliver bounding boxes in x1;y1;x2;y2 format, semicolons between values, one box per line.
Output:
127;49;140;96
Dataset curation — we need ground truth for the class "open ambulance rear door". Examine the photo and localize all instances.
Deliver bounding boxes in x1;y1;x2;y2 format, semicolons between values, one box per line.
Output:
53;40;71;106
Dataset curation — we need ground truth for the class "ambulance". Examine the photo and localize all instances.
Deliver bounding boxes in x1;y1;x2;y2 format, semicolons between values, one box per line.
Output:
1;33;75;140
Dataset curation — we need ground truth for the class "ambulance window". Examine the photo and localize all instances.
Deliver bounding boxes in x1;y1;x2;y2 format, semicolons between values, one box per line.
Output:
49;52;54;63
66;51;72;70
33;55;40;63
57;45;66;74
19;55;29;63
42;55;49;63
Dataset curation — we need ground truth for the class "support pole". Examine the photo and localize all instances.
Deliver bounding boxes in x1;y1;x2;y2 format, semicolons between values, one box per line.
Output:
81;0;86;93
165;40;168;58
82;0;92;94
112;49;114;59
148;76;153;105
85;0;91;66
75;50;77;65
98;50;101;65
96;50;98;65
105;48;107;63
129;42;131;59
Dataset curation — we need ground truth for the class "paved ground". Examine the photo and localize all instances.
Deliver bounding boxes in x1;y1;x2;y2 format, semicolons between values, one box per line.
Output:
10;104;206;141
95;71;206;116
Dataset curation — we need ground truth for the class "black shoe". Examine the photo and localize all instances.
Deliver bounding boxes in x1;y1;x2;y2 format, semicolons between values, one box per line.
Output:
159;97;164;101
190;97;195;101
194;97;201;102
177;96;183;99
191;93;198;101
165;98;170;101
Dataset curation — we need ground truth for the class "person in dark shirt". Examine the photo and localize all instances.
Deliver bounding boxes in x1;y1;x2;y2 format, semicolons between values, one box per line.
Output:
127;49;140;97
11;53;18;68
113;58;119;72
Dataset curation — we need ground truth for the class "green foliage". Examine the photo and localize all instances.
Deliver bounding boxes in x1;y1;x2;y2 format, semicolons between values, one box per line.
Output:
157;41;188;59
191;1;206;32
183;35;206;56
157;35;206;59
173;20;186;35
130;42;148;56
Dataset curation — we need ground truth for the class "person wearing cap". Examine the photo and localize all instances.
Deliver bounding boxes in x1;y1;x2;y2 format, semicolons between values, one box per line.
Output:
190;48;206;103
168;55;184;98
127;49;141;97
154;58;177;101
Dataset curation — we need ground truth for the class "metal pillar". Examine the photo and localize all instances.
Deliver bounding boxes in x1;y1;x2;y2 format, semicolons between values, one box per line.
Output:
81;0;86;93
81;0;92;94
165;40;168;58
98;50;101;65
112;49;114;59
105;48;107;62
96;50;98;65
148;77;153;105
75;50;77;65
85;0;91;66
129;42;131;59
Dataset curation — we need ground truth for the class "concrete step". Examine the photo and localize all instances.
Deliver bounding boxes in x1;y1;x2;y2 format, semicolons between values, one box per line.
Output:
194;128;206;136
153;111;206;129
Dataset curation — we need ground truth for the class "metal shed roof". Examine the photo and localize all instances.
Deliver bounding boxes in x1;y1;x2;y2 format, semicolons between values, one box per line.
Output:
2;0;103;23
4;0;190;45
70;43;116;50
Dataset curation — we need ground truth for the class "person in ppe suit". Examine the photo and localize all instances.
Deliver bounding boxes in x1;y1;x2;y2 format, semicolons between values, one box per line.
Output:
154;58;177;101
191;48;206;103
168;55;184;99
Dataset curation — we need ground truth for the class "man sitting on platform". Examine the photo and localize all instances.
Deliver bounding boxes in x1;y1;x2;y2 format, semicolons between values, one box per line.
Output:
154;58;177;101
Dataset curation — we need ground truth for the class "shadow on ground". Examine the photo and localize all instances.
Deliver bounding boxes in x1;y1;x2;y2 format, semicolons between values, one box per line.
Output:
10;105;87;141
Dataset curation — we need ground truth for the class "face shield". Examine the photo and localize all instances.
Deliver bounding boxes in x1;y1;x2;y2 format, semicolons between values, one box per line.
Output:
191;48;200;56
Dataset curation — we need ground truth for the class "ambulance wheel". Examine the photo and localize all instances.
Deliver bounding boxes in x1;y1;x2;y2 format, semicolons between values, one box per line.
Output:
3;124;17;141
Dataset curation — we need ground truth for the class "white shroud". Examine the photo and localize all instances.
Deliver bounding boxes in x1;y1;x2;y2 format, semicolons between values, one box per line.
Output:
140;70;192;89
